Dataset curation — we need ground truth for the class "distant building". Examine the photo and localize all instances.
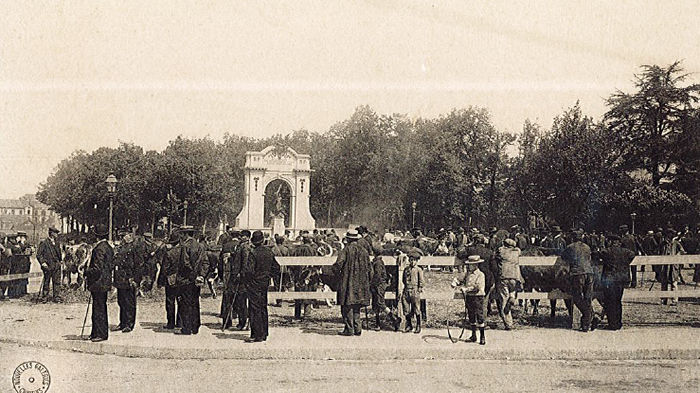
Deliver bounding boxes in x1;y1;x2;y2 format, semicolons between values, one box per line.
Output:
0;194;61;243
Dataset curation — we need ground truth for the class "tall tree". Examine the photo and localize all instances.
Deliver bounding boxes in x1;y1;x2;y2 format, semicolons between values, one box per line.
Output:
604;61;700;186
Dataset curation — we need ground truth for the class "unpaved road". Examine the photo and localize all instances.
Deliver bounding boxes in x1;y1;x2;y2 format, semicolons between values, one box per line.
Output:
1;343;699;393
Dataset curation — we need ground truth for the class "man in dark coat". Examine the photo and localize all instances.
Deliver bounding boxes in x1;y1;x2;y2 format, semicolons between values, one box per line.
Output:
619;225;640;288
176;226;209;335
291;234;317;320
156;231;182;329
594;235;635;330
84;225;114;342
561;230;596;332
243;231;280;342
37;227;63;302
369;254;396;331
113;230;142;333
332;229;371;336
9;232;31;298
219;230;240;327
227;230;252;330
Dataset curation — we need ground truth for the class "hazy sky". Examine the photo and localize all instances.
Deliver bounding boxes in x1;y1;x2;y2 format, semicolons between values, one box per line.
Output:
1;0;699;199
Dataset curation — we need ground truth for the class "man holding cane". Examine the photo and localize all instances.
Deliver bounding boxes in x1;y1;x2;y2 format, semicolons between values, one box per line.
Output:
84;225;114;342
37;227;63;302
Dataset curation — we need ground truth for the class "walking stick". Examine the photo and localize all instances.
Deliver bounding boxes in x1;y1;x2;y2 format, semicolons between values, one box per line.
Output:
447;295;469;343
80;293;92;339
221;278;240;331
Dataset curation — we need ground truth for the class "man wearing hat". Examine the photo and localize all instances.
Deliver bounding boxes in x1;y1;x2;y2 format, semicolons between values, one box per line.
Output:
0;232;8;300
543;226;567;256
176;226;209;335
594;235;635;330
452;253;487;345
242;230;280;342
137;232;158;293
11;231;32;297
494;238;523;330
37;227;63;302
157;231;183;329
84;225;114;342
659;228;685;306
113;229;142;332
332;229;371;336
219;229;241;327
228;229;252;330
561;230;596;331
402;250;425;334
619;225;640;288
291;233;318;320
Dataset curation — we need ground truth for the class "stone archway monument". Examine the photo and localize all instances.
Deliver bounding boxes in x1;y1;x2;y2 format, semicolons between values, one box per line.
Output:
235;146;316;234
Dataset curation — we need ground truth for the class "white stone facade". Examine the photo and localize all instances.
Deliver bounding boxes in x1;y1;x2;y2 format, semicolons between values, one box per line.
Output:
235;146;316;234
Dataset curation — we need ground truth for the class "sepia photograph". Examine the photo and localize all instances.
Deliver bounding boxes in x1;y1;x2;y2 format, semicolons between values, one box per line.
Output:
1;1;700;392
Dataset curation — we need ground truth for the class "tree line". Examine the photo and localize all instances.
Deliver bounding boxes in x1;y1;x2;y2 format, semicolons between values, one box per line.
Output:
37;62;700;235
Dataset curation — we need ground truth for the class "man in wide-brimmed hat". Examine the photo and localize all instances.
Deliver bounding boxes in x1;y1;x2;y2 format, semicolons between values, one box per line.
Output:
113;229;142;333
452;252;487;345
37;227;63;302
332;229;372;336
402;250;425;334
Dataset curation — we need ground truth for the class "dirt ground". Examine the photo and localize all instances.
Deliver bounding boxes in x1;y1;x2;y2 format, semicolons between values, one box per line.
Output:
17;268;700;330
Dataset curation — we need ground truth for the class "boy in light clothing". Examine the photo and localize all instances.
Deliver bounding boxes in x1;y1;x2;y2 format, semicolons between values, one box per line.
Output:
452;254;487;345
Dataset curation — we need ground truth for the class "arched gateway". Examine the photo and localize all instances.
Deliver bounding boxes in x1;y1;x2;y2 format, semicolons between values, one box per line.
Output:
235;146;316;235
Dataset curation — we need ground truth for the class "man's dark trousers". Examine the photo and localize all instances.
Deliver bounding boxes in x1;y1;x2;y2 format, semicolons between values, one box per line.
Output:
117;288;137;329
165;286;181;328
234;285;248;328
341;305;362;334
41;267;61;299
90;291;109;339
179;284;201;334
571;273;594;330
603;281;624;329
247;286;269;340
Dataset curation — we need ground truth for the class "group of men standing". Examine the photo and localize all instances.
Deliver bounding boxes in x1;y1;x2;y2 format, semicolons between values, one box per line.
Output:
83;225;211;341
0;230;33;300
217;228;282;342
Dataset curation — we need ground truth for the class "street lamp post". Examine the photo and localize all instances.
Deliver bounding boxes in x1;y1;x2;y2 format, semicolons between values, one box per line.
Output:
411;202;417;229
630;212;637;235
105;173;118;242
183;200;189;226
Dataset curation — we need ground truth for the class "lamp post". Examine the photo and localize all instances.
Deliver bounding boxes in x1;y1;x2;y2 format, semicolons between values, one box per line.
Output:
411;202;417;229
183;200;189;226
630;212;637;235
105;173;118;242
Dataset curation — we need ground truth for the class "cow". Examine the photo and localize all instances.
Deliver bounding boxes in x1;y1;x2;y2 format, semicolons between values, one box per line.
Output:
520;248;604;318
63;243;92;289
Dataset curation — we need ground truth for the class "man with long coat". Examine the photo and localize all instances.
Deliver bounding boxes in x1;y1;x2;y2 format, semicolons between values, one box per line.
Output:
228;230;252;329
37;227;63;302
84;225;114;342
243;230;280;342
219;230;240;327
156;231;182;329
113;230;142;332
176;226;209;335
332;229;371;336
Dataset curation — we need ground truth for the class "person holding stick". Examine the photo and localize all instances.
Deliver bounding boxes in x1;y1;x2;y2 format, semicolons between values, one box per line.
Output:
37;227;63;302
84;225;114;342
452;253;487;345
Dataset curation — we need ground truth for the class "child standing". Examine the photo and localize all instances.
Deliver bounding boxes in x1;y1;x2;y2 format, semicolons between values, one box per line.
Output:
402;251;424;334
452;254;487;345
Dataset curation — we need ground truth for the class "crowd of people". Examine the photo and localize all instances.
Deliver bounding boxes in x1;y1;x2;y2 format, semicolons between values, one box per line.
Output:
1;220;698;345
